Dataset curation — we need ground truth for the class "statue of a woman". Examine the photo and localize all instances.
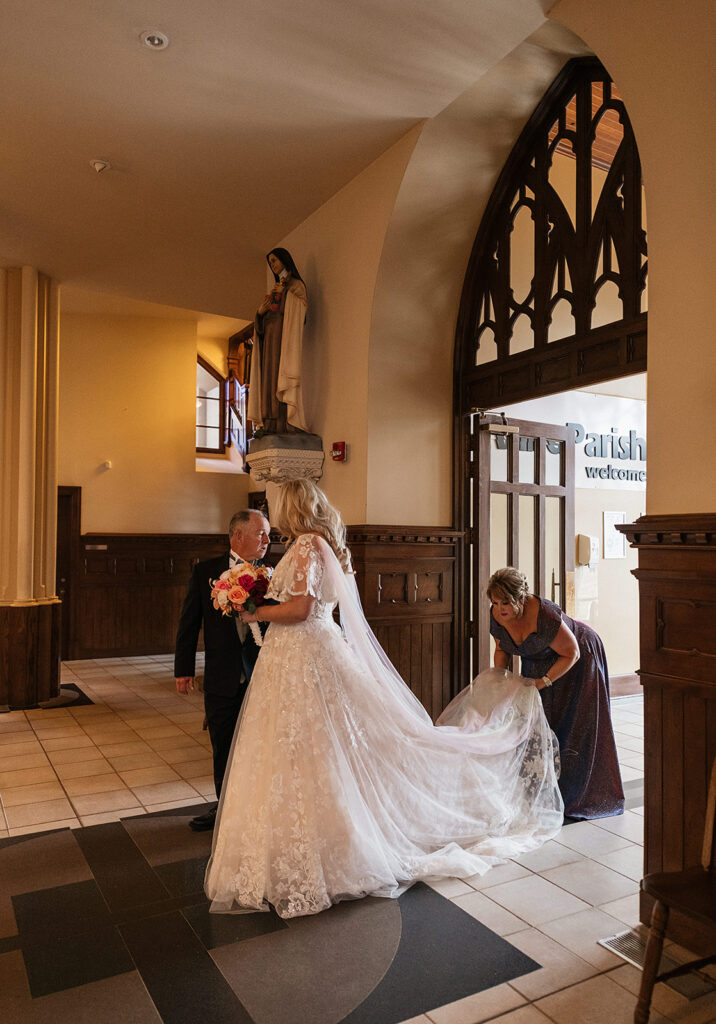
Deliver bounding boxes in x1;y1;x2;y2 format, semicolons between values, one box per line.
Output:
247;248;308;434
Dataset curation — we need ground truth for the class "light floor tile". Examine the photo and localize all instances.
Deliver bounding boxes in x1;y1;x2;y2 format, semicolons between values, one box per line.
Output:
480;874;591;926
8;817;80;836
488;1006;556;1023
0;750;50;772
619;764;645;783
0;765;58;788
513;840;584;873
426;983;525;1023
40;734;97;752
143;797;208;813
426;877;475;898
450;890;527;935
54;757;115;780
119;765;180;787
131;780;199;805
132;725;185;740
63;773;128;796
556;821;634;857
396;1016;432;1024
0;739;43;757
592;809;645;844
598;892;641;927
507;927;598;1000
5;797;75;828
97;740;153;757
465;861;531;890
1;781;65;807
69;790;142;815
107;752;167;771
185;775;215;797
591;844;644;881
174;758;213;779
156;742;208;763
0;724;35;741
538;907;633;968
535;973;669;1024
48;746;104;765
78;807;147;827
541;859;638;905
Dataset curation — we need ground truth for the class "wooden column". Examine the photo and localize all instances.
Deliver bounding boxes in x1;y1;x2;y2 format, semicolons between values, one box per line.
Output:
0;268;61;709
347;526;462;721
618;514;716;954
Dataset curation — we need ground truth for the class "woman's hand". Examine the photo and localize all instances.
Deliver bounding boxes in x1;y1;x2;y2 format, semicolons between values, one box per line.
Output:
239;610;259;624
522;676;551;690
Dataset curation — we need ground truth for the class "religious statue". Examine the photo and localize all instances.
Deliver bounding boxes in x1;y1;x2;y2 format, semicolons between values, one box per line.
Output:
247;248;308;434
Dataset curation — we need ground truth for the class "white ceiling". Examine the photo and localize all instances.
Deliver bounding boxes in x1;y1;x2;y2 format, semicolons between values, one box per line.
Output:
0;0;553;319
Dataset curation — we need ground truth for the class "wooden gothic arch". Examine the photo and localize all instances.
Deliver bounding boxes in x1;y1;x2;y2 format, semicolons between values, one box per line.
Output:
454;56;647;415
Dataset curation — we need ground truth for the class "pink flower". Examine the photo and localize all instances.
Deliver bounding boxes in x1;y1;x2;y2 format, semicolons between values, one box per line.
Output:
212;579;231;591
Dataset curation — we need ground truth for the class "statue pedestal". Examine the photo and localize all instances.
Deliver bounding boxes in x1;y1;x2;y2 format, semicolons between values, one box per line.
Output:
245;433;324;484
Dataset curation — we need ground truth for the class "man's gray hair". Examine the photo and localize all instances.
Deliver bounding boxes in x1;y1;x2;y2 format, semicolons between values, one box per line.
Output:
228;509;263;539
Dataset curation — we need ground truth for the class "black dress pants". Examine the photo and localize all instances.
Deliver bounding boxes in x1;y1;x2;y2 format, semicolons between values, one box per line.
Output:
204;685;248;801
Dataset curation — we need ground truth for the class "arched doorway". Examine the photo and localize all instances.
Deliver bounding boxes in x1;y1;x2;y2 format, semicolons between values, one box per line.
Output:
454;56;647;685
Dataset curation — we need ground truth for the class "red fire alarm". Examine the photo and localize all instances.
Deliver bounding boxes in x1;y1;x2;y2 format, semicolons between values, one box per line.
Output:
330;441;347;462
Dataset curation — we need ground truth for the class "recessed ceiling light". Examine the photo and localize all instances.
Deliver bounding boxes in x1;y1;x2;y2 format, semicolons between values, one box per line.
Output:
140;30;169;50
90;159;111;174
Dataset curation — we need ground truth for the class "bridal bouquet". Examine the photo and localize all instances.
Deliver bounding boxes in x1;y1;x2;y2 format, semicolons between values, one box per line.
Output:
210;562;273;647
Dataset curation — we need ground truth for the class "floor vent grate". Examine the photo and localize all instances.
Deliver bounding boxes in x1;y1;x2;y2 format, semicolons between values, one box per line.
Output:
599;929;716;1000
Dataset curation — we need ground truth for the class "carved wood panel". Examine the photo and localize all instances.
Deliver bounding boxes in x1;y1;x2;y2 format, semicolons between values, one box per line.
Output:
618;514;716;955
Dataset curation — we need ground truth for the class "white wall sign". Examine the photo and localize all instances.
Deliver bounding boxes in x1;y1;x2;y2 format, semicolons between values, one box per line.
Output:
603;510;627;558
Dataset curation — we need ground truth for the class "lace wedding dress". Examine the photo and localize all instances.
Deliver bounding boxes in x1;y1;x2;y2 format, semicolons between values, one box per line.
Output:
205;534;562;919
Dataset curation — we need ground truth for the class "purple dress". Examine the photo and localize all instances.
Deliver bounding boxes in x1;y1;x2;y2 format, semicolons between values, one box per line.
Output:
490;598;624;820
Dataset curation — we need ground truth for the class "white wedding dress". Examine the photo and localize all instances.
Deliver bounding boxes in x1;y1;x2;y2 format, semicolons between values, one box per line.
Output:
205;534;563;919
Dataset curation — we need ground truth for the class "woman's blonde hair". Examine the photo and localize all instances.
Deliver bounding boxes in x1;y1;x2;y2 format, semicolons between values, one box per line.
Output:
487;566;530;614
273;479;352;572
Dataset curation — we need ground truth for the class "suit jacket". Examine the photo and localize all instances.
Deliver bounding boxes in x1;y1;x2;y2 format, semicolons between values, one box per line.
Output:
174;553;269;698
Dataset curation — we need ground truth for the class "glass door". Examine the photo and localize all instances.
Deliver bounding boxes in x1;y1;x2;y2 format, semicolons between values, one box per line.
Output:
465;413;575;679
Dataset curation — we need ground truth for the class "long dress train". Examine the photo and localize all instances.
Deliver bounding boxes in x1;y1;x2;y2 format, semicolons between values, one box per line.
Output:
205;534;563;919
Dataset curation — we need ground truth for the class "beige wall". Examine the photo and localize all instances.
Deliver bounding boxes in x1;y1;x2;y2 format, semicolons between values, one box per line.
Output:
59;313;252;534
365;23;590;526
551;0;716;513
276;125;422;524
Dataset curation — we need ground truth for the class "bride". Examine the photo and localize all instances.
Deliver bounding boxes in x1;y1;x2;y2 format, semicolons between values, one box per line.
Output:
204;480;563;919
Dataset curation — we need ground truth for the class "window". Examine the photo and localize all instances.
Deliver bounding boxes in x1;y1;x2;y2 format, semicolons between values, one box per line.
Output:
196;356;225;453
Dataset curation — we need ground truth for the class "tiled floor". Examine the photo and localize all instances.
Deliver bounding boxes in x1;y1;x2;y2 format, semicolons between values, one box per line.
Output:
1;666;715;1023
0;655;213;835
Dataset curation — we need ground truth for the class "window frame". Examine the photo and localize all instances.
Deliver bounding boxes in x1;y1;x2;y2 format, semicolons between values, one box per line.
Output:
195;355;226;455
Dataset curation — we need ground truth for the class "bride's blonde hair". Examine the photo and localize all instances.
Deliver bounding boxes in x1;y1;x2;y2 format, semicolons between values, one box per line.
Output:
273;479;352;572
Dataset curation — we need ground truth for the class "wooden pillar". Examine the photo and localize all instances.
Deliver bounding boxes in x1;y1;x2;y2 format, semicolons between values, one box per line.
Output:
0;267;61;709
618;514;716;955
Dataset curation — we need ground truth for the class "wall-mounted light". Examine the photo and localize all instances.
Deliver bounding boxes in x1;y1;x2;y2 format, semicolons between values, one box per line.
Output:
90;159;111;174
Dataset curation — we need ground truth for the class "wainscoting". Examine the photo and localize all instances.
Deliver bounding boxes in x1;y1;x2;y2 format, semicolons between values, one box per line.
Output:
348;526;463;721
619;513;716;953
63;524;462;720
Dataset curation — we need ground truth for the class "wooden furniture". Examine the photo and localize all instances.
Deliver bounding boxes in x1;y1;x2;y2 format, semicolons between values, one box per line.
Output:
618;514;716;956
635;756;716;1023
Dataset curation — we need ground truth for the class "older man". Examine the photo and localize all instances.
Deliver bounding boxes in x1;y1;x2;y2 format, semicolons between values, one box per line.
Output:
174;509;271;831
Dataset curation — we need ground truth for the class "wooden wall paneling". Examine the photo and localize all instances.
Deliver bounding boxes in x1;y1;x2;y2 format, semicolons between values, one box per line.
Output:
618;514;716;954
347;527;462;720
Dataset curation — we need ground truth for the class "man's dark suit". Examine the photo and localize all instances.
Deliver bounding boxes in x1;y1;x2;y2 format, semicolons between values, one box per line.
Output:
174;553;266;800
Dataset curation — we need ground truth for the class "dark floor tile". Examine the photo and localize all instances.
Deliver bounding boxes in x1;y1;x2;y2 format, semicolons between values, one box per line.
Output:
122;816;213;866
119;910;253;1024
340;882;540;1024
21;925;134;998
153;856;208;897
183;899;288;950
73;822;168;910
12;879;113;942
